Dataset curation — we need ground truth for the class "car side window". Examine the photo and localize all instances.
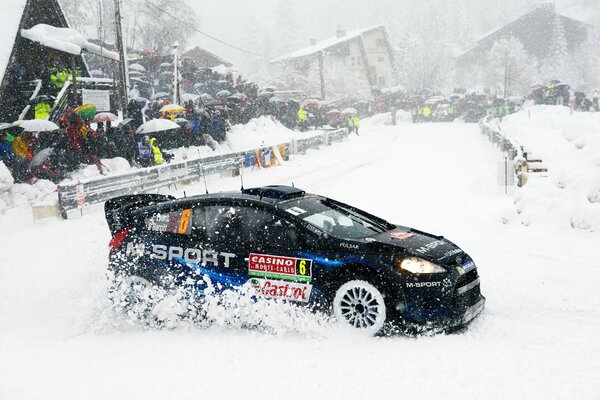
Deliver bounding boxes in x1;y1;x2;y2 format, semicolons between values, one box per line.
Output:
142;207;193;236
203;205;298;251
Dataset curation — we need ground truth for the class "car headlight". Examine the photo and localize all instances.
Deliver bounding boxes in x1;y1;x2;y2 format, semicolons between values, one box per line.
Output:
397;257;446;274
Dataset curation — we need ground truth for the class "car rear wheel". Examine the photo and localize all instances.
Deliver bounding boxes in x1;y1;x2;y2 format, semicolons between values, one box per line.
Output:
333;280;386;333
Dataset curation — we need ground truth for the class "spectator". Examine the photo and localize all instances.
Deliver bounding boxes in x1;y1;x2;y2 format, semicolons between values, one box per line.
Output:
0;131;15;167
149;137;172;166
137;135;152;167
127;99;144;129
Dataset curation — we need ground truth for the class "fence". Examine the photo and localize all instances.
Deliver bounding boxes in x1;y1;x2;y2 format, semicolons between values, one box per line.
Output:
479;118;547;186
57;128;349;218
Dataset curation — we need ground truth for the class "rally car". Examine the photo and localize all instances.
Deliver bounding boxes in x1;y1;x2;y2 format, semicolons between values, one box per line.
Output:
105;185;485;333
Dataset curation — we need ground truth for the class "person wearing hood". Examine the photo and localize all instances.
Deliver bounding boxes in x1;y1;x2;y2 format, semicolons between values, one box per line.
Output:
149;137;164;166
137;135;152;167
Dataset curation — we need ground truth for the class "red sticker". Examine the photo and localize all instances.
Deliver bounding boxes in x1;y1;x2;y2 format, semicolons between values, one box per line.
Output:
390;232;416;240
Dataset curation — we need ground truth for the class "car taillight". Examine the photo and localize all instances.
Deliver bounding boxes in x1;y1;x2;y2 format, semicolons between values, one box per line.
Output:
109;229;129;250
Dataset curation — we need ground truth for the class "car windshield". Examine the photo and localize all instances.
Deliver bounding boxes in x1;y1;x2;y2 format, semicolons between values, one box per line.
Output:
299;200;390;239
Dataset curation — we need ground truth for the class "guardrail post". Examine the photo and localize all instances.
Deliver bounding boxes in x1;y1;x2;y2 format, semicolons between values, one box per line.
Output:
57;187;68;219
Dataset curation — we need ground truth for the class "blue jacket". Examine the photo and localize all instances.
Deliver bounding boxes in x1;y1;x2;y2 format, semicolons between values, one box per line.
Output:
0;141;14;163
137;141;151;161
191;115;200;133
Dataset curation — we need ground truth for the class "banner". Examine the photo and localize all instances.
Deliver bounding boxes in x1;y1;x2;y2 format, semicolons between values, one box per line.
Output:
82;89;111;112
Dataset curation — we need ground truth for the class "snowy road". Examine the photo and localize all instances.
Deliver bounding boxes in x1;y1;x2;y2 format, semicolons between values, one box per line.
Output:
1;120;599;399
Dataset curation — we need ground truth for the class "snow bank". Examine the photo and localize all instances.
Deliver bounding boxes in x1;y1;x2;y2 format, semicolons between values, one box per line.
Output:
362;111;412;128
498;105;600;231
0;161;14;210
168;116;305;161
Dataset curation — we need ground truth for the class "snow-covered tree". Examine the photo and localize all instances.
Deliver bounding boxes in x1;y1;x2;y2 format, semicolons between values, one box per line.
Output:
485;36;538;96
395;34;454;93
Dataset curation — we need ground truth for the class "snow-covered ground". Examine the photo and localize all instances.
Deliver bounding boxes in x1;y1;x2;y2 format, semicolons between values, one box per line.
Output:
494;106;600;231
1;117;599;400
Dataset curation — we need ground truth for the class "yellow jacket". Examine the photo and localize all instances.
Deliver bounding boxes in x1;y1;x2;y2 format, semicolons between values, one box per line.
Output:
12;136;32;160
150;138;164;165
297;107;308;122
34;101;52;120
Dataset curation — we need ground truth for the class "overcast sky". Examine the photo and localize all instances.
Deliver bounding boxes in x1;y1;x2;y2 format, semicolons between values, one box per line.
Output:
187;0;596;70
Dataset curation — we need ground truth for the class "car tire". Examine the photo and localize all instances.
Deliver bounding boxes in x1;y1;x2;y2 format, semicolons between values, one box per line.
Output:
332;279;387;333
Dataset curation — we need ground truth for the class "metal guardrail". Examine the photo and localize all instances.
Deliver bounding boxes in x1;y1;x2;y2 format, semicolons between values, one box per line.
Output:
480;118;547;187
479;118;521;158
57;128;349;218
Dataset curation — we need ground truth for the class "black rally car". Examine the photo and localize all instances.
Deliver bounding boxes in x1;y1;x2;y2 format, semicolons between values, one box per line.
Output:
105;185;485;333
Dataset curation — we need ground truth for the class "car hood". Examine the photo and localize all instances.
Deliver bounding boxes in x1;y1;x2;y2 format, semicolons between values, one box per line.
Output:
367;227;465;266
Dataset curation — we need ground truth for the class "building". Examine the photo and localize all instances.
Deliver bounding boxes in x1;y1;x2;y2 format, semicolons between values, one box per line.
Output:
456;2;592;88
271;25;397;99
183;46;232;69
0;0;90;123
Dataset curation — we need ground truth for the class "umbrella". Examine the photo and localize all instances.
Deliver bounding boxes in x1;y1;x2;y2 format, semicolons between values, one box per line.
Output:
174;118;189;126
118;118;134;128
181;93;199;103
136;119;180;134
261;86;277;93
303;99;320;108
326;109;341;117
128;70;144;76
269;96;283;104
341;108;358;115
0;122;17;131
159;62;172;68
92;112;119;123
259;91;274;99
74;104;97;121
159;71;173;78
228;93;246;101
152;92;170;100
129;63;146;72
14;119;59;133
29;147;54;169
216;90;232;98
200;93;215;105
160;104;185;113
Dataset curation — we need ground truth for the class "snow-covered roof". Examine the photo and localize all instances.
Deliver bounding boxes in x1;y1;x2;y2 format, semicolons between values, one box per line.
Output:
21;24;119;61
271;25;384;63
0;0;27;84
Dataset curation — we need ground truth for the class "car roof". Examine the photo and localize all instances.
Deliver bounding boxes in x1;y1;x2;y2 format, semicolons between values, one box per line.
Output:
134;185;313;216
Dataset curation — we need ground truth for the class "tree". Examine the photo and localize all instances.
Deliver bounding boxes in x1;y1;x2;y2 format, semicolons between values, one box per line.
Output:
485;36;538;96
539;14;571;83
134;0;199;53
395;34;454;93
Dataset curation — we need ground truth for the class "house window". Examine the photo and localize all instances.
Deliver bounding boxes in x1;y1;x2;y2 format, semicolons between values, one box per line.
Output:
378;76;386;87
351;57;355;66
378;56;384;63
376;39;385;47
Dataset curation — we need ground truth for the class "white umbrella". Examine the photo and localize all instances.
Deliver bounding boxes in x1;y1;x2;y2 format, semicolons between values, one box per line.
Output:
0;122;16;131
129;63;146;72
92;112;119;123
14;119;60;133
341;108;358;115
136;119;180;134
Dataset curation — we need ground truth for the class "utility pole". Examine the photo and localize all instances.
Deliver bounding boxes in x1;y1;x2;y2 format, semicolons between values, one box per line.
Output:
114;0;130;116
318;51;325;100
97;0;103;46
172;41;180;105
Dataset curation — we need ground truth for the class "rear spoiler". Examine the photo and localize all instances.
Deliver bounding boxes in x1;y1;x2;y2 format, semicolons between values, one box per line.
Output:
104;194;175;236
